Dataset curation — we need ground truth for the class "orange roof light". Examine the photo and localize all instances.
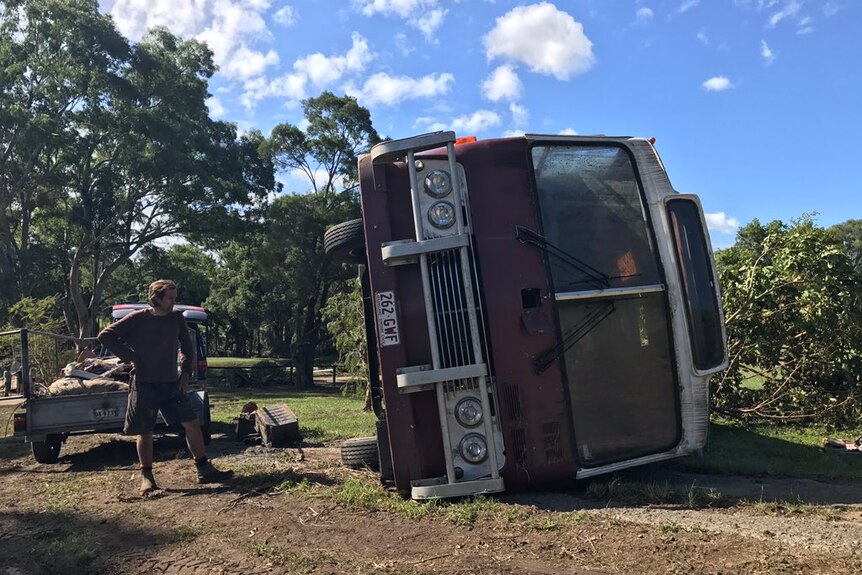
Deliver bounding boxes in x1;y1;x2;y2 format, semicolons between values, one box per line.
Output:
454;136;477;145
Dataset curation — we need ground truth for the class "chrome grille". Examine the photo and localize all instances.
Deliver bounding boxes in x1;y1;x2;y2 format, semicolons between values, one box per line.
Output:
428;249;476;370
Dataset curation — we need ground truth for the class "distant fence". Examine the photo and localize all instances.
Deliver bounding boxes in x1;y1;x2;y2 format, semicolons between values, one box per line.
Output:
206;360;343;387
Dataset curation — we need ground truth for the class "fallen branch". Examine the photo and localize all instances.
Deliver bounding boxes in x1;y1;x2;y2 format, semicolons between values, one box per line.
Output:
217;489;270;515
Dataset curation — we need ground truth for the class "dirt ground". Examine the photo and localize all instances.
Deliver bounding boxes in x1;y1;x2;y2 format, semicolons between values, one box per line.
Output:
1;428;862;575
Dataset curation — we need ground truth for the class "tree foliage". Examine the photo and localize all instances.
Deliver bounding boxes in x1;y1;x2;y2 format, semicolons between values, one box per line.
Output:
713;216;862;425
0;0;274;336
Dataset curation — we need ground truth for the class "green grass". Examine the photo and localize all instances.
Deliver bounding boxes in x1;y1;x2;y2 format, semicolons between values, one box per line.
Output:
207;357;293;368
208;386;376;442
672;419;862;480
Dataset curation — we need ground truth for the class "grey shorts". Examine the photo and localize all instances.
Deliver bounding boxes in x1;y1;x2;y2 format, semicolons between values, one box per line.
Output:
125;380;198;435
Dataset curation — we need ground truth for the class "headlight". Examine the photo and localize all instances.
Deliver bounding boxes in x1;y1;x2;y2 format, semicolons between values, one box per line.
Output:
455;397;483;428
427;201;456;229
459;433;488;464
424;169;451;198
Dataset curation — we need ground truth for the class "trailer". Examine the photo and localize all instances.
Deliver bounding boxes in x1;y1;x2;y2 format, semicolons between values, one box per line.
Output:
2;321;211;463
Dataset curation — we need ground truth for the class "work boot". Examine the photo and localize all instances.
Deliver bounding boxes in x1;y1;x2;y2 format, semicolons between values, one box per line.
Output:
195;459;234;484
140;468;159;495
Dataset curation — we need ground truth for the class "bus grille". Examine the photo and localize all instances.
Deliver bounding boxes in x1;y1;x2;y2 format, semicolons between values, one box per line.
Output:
428;249;479;393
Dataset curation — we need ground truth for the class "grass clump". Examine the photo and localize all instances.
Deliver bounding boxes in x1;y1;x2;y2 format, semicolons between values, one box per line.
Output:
334;479;435;520
167;525;202;544
42;480;86;511
252;543;337;574
585;476;727;509
737;498;847;520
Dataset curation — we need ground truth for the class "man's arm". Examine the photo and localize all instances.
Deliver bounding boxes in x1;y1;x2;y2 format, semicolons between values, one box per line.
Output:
97;313;138;364
177;313;194;379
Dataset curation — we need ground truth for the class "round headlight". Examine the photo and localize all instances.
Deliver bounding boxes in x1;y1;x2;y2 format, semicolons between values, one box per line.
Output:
423;169;451;198
455;397;483;428
459;433;488;464
427;201;456;229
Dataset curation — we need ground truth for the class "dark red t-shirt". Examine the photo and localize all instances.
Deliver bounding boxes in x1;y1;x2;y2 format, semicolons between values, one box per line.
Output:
98;309;193;384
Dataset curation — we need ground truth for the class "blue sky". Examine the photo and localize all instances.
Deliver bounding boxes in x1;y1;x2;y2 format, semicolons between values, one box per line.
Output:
99;0;860;248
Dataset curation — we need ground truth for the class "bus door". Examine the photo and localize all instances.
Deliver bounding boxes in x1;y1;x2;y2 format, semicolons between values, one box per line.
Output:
529;142;681;467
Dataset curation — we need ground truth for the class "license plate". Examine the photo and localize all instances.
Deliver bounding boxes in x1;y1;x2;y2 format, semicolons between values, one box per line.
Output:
375;291;400;347
92;407;119;419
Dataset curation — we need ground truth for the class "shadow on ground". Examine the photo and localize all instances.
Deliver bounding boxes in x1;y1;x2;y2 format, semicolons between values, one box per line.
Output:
0;508;183;574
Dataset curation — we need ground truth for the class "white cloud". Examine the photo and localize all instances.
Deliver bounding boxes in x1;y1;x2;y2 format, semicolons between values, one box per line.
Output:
356;0;448;40
221;45;280;79
206;96;227;118
240;32;373;109
451;110;502;134
823;3;839;17
702;76;732;91
415;110;503;135
768;0;801;27
678;0;700;14
273;5;296;26
346;72;454;106
484;2;595;81
705;212;740;234
240;72;306;110
636;7;654;25
510;102;529;127
293;32;374;88
481;65;523;102
503;129;526;137
394;33;415;56
110;0;280;82
795;15;814;34
760;39;775;64
697;30;709;44
558;128;578;135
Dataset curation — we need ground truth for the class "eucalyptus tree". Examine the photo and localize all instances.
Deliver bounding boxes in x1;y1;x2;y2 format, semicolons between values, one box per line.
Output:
251;93;379;386
0;0;129;315
1;0;275;337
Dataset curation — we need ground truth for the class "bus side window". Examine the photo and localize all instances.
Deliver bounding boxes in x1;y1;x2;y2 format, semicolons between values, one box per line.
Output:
666;199;726;371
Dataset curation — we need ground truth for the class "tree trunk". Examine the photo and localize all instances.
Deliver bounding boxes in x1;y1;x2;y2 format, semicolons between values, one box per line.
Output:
293;341;314;390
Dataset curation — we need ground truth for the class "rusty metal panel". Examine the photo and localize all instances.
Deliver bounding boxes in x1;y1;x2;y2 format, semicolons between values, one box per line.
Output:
255;404;300;447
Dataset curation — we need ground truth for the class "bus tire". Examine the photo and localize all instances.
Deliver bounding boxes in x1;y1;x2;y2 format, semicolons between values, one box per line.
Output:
341;436;379;469
324;219;365;264
32;434;62;464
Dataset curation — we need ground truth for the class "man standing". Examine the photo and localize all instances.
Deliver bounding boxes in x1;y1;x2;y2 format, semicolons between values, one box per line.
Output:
99;279;232;495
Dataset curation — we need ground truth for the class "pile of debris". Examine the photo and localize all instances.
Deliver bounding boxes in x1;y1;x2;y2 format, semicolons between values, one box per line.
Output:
822;437;862;454
35;352;132;397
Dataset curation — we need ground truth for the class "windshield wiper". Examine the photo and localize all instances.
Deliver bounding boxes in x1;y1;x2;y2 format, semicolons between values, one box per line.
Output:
533;301;615;374
516;226;610;290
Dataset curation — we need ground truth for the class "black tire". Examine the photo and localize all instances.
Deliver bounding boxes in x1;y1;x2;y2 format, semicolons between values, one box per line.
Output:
32;434;62;464
341;436;379;469
324;219;366;264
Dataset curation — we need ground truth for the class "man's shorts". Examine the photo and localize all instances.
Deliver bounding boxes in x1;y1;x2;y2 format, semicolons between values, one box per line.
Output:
124;380;198;435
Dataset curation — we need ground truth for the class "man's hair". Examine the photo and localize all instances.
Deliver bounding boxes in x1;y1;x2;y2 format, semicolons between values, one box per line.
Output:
148;279;177;307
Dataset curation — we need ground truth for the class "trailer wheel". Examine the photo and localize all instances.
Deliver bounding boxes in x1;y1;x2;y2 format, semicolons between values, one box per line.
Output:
324;219;366;264
32;434;62;464
341;436;379;469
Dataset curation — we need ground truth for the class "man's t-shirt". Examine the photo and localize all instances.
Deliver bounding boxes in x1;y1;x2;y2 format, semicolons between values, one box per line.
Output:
98;309;194;384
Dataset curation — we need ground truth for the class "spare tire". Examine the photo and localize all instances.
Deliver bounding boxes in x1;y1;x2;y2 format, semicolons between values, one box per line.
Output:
341;436;379;469
324;219;366;264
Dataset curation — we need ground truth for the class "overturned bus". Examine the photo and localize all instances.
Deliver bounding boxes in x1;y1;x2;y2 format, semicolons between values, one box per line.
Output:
325;131;728;499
